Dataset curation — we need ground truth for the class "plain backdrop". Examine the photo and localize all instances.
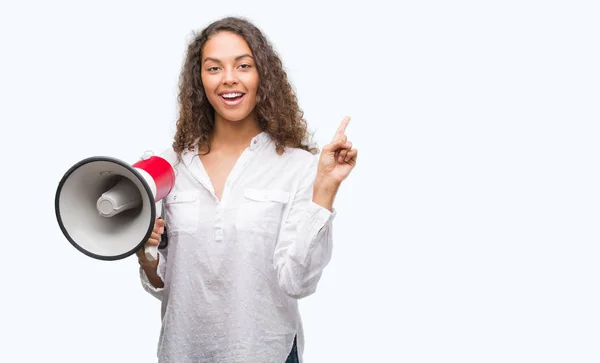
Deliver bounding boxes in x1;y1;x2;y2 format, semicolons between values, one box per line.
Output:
1;0;599;362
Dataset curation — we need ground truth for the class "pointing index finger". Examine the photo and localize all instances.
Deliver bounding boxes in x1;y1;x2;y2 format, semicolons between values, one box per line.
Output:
333;116;351;141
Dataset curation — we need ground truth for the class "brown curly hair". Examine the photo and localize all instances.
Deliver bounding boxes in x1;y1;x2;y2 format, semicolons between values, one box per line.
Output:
172;16;318;157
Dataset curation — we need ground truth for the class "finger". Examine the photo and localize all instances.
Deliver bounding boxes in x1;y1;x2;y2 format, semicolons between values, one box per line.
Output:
332;116;351;141
335;134;347;146
146;237;160;247
345;149;358;164
338;148;349;163
150;232;161;241
155;219;165;234
324;136;349;153
342;142;353;162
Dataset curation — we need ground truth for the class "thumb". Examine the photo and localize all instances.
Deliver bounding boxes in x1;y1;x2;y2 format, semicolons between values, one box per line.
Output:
323;138;351;153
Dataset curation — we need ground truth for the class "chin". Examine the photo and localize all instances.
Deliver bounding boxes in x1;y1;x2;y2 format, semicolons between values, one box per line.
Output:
221;112;248;122
218;108;257;123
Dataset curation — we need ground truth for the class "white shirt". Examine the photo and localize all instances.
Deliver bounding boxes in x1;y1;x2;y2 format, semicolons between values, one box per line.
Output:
139;132;336;363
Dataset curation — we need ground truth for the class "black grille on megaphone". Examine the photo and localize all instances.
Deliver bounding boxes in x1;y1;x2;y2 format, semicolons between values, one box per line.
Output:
54;153;175;261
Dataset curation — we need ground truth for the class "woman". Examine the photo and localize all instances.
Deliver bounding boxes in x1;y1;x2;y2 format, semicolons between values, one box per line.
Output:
137;16;357;363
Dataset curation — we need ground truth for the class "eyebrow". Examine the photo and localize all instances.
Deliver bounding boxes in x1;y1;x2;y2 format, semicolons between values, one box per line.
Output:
203;54;254;63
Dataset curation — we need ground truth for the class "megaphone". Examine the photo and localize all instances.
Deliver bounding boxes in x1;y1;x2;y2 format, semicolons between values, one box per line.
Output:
54;151;175;261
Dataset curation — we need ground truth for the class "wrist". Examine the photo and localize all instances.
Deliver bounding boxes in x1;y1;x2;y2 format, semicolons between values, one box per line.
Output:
139;255;159;269
312;176;340;212
314;173;341;190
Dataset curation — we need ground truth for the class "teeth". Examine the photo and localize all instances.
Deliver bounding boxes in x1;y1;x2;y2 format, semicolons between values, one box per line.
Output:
222;93;243;99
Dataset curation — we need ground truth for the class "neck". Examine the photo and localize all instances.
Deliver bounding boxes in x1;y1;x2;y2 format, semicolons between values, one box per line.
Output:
209;111;262;153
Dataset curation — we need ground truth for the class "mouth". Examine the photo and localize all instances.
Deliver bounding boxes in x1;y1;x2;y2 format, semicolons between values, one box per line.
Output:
219;92;246;106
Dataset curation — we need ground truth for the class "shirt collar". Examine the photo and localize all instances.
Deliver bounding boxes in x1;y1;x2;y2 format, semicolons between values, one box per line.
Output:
248;131;271;151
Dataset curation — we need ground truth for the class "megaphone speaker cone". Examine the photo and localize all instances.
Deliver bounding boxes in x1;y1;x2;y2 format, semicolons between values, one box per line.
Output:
55;155;174;261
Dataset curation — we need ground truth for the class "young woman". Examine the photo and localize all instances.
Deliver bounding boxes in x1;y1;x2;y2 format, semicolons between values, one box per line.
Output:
136;16;357;363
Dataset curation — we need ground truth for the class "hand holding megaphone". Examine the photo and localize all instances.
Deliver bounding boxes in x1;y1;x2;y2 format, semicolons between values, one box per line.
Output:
136;218;165;264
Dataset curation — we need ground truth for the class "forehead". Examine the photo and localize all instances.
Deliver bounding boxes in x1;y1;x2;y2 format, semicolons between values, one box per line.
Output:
202;31;253;60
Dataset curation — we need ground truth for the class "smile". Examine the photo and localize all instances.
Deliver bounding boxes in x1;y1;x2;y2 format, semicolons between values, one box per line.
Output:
219;92;246;106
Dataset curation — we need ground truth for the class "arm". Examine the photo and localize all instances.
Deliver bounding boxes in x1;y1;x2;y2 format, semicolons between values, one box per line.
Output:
312;178;340;212
140;257;164;289
139;245;168;300
273;157;337;299
138;148;176;300
273;116;358;299
138;210;168;300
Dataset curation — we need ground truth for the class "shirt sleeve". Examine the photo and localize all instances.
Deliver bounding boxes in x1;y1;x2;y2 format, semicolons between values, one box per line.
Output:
272;155;337;299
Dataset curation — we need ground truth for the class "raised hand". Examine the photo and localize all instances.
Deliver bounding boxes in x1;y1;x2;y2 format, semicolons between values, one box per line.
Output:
316;116;358;186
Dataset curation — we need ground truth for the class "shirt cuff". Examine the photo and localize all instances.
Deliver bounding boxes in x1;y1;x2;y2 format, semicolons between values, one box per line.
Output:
307;201;336;235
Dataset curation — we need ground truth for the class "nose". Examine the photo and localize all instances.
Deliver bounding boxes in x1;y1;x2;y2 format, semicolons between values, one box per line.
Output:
222;67;237;85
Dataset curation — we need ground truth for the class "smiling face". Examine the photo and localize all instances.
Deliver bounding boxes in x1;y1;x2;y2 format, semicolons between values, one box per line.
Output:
201;31;260;125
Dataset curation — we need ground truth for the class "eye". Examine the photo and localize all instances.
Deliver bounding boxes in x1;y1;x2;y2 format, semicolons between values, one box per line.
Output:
239;63;252;69
207;66;220;72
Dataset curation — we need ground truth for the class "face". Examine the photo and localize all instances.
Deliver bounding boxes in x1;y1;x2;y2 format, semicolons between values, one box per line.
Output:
201;31;260;124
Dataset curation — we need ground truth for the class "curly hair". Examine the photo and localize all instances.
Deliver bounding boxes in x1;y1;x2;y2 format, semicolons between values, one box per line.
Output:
172;16;318;157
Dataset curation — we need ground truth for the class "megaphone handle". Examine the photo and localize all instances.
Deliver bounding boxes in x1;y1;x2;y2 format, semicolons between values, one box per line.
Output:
144;202;163;262
145;244;158;262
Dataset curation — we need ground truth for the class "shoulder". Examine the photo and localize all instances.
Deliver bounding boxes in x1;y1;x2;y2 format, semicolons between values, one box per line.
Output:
158;147;180;165
273;145;322;181
279;144;320;165
261;143;320;176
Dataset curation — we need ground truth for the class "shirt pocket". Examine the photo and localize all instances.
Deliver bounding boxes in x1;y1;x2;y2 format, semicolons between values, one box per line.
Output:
236;188;290;236
163;191;200;235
